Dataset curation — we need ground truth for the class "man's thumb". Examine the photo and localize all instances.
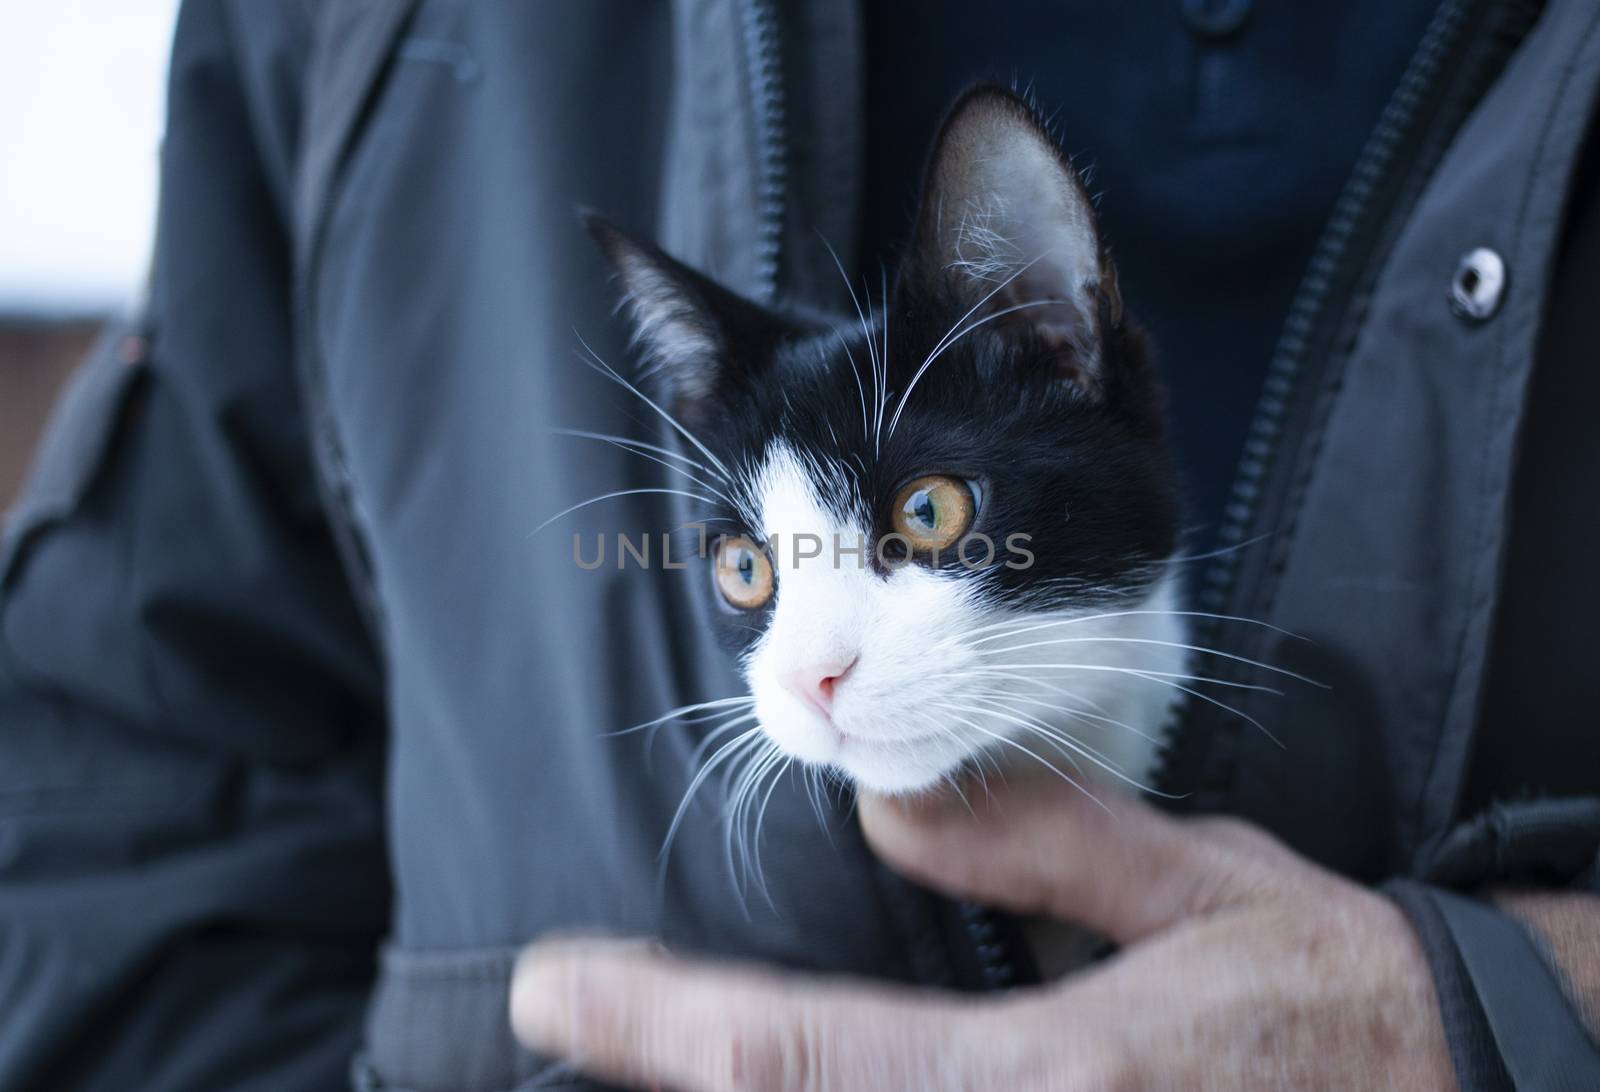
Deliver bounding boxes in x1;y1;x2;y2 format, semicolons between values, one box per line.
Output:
859;777;1299;946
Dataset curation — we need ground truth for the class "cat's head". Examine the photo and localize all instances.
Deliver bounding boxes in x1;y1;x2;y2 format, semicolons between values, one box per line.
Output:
589;87;1182;793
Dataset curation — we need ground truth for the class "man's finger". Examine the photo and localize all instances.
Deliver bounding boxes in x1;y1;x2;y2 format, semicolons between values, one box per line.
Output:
860;775;1307;945
510;937;1034;1092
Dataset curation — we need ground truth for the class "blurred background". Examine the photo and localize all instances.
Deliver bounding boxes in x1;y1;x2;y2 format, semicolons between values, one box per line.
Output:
0;1;179;506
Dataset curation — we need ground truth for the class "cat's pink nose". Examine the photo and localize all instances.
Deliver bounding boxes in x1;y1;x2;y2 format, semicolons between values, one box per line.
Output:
780;656;857;721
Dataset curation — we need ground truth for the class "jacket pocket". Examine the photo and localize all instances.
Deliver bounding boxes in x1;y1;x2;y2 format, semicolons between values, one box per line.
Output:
0;327;150;592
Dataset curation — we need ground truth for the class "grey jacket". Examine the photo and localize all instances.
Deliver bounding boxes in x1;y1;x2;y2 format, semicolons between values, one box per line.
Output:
2;1;1597;1090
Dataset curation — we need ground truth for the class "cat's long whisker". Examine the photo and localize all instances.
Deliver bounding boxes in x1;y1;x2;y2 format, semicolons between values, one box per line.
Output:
746;749;794;902
911;297;1063;389
829;329;871;443
956;607;1308;646
967;682;1163;747
730;743;776;855
726;742;786;906
550;428;728;484
659;726;764;870
644;707;757;768
802;764;833;837
531;487;720;535
974;635;1325;687
682;712;762;770
910;655;1126;722
880;266;891;443
945;712;1111;814
947;700;1089;777
1154;532;1277;567
1015;721;1174;797
714;730;763;793
918;612;1070;658
874;267;892;453
715;741;766;908
719;742;760;891
920;252;1043;367
950;694;1099;761
942;771;978;817
953;667;1119;717
817;234;884;455
551;429;739;506
952;662;1282;746
602;695;755;738
863;280;884;455
694;729;768;810
970;713;1143;801
886;253;1045;437
927;718;999;802
953;688;1171;774
950;697;1177;798
1012;713;1134;771
574;333;740;493
938;660;1281;743
715;739;777;908
934;663;1282;697
967;742;999;800
1120;670;1284;749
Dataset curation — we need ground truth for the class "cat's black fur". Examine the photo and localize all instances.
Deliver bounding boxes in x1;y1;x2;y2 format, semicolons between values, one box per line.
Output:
587;86;1181;655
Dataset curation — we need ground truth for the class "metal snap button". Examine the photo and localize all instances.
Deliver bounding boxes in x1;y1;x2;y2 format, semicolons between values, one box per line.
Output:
1450;248;1506;322
1182;0;1252;39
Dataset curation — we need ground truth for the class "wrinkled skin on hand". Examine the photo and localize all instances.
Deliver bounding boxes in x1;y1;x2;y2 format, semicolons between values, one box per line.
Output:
512;774;1456;1091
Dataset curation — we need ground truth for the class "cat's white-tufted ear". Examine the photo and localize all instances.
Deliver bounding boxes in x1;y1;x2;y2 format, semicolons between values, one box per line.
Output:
586;212;796;418
904;87;1120;391
584;212;730;404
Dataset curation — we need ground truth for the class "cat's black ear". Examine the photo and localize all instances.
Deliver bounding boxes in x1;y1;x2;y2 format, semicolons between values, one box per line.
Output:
900;87;1121;393
584;211;777;412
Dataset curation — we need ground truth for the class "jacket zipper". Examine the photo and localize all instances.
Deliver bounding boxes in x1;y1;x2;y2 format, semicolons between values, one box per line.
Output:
290;2;424;652
1195;0;1479;622
739;0;787;303
957;902;1019;990
1170;0;1540;793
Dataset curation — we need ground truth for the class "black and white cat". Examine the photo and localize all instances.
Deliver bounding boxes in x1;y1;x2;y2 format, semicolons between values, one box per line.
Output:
588;87;1186;805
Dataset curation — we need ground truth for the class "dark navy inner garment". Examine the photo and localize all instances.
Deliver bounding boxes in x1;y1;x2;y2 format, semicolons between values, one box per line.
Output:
861;1;1437;544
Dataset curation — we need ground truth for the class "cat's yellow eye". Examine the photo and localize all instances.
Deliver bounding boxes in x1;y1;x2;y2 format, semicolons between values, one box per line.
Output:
713;535;775;610
891;475;976;553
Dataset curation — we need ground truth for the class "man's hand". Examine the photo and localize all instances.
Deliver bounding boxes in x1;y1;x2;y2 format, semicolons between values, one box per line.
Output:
510;776;1456;1090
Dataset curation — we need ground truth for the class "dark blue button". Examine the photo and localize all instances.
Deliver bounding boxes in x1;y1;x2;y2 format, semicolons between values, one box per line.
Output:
1182;0;1252;39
